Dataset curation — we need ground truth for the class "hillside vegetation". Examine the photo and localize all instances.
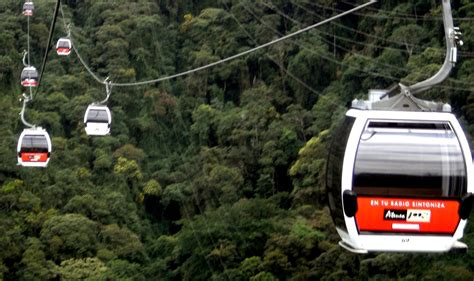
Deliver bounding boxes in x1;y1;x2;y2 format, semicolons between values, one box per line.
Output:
1;0;473;280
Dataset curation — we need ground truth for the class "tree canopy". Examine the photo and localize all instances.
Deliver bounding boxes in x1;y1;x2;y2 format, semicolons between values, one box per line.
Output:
1;0;473;280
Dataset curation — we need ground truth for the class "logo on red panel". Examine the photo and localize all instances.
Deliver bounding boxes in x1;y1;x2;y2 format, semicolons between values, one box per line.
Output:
407;210;431;222
384;210;406;220
383;209;431;222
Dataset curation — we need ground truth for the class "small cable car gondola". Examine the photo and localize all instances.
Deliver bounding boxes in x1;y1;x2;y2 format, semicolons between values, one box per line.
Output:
17;127;52;167
22;2;34;17
84;105;112;136
56;38;72;56
20;66;39;87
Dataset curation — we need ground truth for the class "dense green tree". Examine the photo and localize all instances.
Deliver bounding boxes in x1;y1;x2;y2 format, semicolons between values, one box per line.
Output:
0;0;473;280
16;238;57;280
57;257;109;280
40;214;99;260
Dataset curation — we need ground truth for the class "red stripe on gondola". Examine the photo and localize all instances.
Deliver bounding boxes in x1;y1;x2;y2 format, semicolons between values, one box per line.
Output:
21;80;38;87
56;48;71;55
21;152;48;162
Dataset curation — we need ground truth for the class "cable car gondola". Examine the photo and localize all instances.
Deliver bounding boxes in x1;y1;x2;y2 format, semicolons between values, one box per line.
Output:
327;106;473;253
56;38;72;56
22;2;34;17
84;105;111;136
20;66;39;87
17;127;52;167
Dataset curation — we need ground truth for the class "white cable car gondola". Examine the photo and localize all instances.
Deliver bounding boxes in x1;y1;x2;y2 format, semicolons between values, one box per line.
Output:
17;127;52;167
84;105;112;136
56;38;72;56
23;2;34;17
20;66;39;87
326;0;472;253
327;108;473;253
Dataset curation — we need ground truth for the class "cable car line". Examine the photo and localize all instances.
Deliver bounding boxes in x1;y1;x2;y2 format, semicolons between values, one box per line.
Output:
263;1;411;55
263;0;474;88
241;3;406;86
338;0;474;21
292;1;418;49
33;0;61;98
260;0;473;92
60;0;377;88
271;0;474;69
220;1;320;96
260;2;423;83
64;0;470;95
27;15;30;66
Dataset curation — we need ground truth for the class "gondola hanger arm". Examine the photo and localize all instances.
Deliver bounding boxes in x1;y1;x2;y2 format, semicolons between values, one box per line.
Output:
22;50;28;67
402;0;462;96
95;77;112;105
19;92;35;128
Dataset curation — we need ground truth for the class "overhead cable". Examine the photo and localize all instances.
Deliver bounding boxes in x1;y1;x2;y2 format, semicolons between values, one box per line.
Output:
223;1;321;95
285;1;474;88
338;0;474;21
63;0;378;87
248;1;472;92
27;16;30;65
34;0;61;98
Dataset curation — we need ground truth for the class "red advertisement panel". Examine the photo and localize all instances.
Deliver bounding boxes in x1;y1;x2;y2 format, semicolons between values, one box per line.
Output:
21;152;48;163
21;80;38;87
355;197;460;234
57;48;71;55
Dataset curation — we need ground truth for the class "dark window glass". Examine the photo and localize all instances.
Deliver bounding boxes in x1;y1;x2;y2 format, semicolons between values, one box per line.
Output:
23;3;34;10
353;121;467;197
21;69;38;80
58;40;70;48
21;135;49;152
87;109;109;123
326;116;355;231
28;70;38;79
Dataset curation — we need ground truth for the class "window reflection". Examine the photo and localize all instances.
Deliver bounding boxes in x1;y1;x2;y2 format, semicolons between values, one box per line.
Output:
87;109;109;123
354;121;466;197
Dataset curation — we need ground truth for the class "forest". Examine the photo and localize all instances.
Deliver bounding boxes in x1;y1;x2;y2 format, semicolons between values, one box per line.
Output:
1;0;474;280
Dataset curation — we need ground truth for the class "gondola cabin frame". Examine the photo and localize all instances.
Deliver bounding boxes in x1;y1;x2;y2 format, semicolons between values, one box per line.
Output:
327;109;473;253
56;38;72;56
22;2;34;16
20;66;39;87
84;105;111;136
17;128;51;168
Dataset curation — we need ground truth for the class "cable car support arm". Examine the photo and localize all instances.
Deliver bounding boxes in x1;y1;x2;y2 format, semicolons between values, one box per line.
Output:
22;51;29;67
20;92;35;129
400;0;463;96
95;77;112;105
